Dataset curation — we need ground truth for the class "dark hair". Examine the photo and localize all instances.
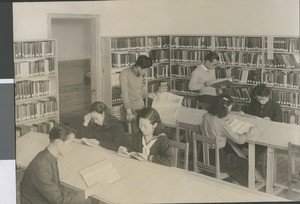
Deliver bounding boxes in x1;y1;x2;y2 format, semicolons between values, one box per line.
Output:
204;51;220;62
134;55;153;69
89;101;115;129
207;94;233;118
49;123;76;142
136;107;165;135
252;84;270;98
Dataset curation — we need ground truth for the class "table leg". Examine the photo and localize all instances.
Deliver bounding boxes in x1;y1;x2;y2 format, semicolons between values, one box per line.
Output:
266;147;275;194
248;143;255;189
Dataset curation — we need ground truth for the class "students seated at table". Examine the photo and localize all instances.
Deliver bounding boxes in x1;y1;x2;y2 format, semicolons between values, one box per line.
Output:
246;84;283;122
20;123;93;204
201;94;257;187
118;107;174;167
77;101;128;151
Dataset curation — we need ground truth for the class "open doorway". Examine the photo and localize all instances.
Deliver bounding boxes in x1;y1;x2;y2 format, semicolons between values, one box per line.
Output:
48;14;101;129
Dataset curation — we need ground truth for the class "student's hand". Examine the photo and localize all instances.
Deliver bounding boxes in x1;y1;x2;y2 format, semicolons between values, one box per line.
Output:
204;81;213;86
126;109;134;122
148;92;156;99
83;113;92;126
240;111;245;116
118;146;128;154
263;117;271;121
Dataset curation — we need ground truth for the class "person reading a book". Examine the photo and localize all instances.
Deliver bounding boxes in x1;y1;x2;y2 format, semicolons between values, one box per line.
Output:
77;101;128;151
119;55;156;133
201;94;257;186
188;51;220;104
246;84;283;122
118;107;174;166
20;123;94;204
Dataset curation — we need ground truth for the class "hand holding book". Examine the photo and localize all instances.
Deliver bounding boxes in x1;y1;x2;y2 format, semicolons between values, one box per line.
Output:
117;146;148;162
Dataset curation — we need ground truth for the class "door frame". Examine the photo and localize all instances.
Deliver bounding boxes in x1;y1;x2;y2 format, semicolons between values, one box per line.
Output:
47;13;102;103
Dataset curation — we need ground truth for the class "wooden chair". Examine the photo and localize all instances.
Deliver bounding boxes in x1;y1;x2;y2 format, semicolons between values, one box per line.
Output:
175;120;201;143
169;140;189;170
288;142;300;194
192;132;229;180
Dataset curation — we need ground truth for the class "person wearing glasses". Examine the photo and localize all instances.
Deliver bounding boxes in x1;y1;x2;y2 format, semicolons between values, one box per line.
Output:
247;84;283;122
119;55;156;133
188;51;220;104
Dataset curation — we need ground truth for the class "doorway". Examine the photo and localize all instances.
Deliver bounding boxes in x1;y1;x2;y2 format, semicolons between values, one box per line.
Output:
48;14;101;129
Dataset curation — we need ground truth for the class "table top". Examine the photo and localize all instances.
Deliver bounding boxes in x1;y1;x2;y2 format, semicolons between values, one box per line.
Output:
17;132;287;203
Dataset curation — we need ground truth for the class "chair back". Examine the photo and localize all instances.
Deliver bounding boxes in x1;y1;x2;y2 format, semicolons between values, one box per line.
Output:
175;120;201;143
192;132;221;179
288;142;300;193
169;140;189;170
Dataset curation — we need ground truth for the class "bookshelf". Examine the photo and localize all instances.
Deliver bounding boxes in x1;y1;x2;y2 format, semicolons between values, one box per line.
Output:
14;39;59;137
101;35;300;125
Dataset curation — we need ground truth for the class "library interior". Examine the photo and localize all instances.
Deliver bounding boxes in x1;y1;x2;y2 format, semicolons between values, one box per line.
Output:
14;0;300;203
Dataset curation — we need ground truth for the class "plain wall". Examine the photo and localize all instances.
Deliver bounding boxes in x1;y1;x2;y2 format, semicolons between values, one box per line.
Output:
13;0;300;40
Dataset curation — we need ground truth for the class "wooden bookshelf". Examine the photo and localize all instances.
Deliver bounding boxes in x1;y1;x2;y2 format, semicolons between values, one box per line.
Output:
101;35;300;125
14;39;59;137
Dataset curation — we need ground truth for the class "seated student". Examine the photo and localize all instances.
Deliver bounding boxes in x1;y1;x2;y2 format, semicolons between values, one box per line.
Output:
201;94;257;187
77;101;128;151
246;84;283;122
188;51;220;104
118;107;174;167
20;124;93;204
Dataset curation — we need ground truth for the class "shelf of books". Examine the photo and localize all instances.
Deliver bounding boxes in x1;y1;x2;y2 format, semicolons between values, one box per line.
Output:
102;35;300;125
14;39;59;138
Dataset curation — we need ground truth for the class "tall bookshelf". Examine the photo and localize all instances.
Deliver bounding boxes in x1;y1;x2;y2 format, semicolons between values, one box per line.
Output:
14;39;59;137
101;35;300;125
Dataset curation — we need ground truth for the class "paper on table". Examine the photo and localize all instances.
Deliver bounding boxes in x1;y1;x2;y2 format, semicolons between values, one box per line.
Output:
229;118;254;134
152;92;183;118
79;159;121;188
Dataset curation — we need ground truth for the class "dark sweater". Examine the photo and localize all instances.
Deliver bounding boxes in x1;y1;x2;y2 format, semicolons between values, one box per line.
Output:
247;99;283;122
77;118;128;151
128;133;174;167
21;148;85;204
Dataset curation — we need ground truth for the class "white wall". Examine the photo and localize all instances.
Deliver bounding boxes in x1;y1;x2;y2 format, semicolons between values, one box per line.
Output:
13;0;299;40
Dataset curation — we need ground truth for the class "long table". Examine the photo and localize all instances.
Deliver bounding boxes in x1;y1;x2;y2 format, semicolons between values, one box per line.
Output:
160;106;300;195
16;132;286;203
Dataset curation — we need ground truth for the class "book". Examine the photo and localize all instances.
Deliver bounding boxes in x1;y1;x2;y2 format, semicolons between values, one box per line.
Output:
81;138;100;148
228;118;254;134
117;148;148;162
210;78;233;89
152;92;184;119
79;159;121;187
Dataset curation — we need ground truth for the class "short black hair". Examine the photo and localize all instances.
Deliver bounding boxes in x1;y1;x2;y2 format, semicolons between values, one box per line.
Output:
252;84;270;97
134;55;153;69
207;94;233;118
49;123;75;142
204;51;220;62
136;107;165;135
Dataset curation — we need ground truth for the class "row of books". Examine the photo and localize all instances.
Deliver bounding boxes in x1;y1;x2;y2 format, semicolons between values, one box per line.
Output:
231;103;249;112
149;50;170;63
283;109;300;125
15;98;58;122
147;36;170;48
16;120;56;138
112;87;122;103
262;71;300;88
146;65;169;80
14;41;54;59
170;50;211;63
111;104;124;120
171;65;196;78
15;80;56;100
218;52;265;67
266;53;299;69
14;58;55;79
270;90;300;107
148;81;168;93
111;53;139;67
171;36;212;49
215;37;265;51
222;87;252;102
231;68;261;84
273;38;300;52
111;37;146;50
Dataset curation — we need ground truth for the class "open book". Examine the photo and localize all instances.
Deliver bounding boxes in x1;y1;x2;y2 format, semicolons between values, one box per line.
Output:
211;78;233;89
228;118;254;134
79;159;121;187
81;138;99;148
152;92;184;119
118;148;148;162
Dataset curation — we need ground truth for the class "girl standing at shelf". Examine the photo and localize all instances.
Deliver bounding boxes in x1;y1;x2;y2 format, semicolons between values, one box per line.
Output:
119;55;156;133
77;101;129;151
188;51;220;104
118;107;174;167
201;93;257;187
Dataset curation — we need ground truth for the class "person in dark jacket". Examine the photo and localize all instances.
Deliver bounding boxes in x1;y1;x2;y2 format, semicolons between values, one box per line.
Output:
20;124;92;204
118;107;174;167
77;101;128;151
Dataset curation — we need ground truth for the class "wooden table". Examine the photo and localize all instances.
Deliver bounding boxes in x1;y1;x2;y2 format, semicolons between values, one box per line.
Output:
160;106;300;195
16;132;286;203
